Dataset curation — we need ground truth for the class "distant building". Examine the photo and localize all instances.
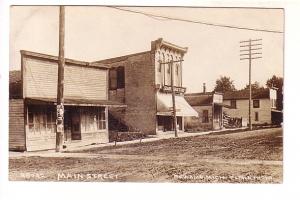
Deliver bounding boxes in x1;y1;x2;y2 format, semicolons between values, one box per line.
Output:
9;51;124;151
223;88;282;125
184;84;224;131
92;38;198;135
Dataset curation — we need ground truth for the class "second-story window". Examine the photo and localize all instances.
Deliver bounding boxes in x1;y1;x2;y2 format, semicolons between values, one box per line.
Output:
167;63;171;74
158;61;162;72
109;69;117;90
253;99;260;108
117;67;125;89
109;66;125;90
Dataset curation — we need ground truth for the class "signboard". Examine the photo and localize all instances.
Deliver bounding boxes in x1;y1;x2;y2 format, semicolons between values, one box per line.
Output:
162;85;186;94
56;104;64;132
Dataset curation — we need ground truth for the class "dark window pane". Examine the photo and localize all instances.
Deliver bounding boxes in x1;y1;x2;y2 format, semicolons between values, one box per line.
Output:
230;100;237;109
109;69;117;90
117;67;125;89
253;100;260;108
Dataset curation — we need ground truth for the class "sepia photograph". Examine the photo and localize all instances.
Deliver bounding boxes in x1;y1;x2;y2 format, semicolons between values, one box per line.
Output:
7;5;284;184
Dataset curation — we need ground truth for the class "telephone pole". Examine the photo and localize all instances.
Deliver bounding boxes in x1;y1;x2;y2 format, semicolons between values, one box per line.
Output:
240;39;262;130
56;6;65;152
160;59;183;138
170;61;178;137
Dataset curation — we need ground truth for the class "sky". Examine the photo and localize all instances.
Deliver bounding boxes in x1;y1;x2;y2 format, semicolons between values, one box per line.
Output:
9;6;284;92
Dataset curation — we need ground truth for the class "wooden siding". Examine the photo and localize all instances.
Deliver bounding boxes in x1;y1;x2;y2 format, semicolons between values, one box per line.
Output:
23;56;107;100
223;99;272;124
9;99;26;151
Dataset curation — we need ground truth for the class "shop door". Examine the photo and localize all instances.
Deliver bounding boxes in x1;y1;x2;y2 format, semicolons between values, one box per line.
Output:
71;110;81;140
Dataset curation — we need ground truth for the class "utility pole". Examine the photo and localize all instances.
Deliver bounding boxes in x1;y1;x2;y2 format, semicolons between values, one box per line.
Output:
56;6;65;152
240;39;262;130
160;59;183;137
170;61;178;137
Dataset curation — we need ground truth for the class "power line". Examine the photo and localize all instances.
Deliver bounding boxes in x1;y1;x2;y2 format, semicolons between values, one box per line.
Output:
106;6;283;34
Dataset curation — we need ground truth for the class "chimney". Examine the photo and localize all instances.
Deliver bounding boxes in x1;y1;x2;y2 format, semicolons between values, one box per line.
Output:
203;83;206;93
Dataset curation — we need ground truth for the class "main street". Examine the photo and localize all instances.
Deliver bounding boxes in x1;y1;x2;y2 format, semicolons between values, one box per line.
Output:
9;128;282;183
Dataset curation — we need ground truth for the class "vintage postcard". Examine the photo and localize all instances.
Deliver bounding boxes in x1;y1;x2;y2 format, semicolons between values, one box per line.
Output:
8;5;283;184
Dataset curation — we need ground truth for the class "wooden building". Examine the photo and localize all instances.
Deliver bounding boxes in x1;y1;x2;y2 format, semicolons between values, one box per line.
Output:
184;88;224;131
9;50;124;151
92;38;198;135
223;88;282;125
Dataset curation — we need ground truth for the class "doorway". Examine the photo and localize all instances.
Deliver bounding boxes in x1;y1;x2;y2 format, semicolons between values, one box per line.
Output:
71;109;81;140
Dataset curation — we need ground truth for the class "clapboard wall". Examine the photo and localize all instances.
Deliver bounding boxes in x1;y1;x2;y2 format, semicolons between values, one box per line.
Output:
9;99;26;151
22;52;108;101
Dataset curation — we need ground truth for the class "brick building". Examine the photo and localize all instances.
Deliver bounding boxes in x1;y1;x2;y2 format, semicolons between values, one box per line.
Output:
9;50;124;151
223;88;282;125
92;38;198;135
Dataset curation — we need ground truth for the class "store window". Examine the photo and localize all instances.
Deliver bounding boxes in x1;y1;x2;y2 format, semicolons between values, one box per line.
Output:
27;106;56;134
81;107;106;132
97;108;106;130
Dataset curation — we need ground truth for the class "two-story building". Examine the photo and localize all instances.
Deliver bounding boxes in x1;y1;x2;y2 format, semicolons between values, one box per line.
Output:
92;38;198;135
9;50;124;151
223;88;281;125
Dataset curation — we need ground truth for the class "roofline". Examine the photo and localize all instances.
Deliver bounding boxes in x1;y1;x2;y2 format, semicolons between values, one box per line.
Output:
20;50;109;70
223;97;270;100
92;51;151;64
153;38;188;54
185;91;222;96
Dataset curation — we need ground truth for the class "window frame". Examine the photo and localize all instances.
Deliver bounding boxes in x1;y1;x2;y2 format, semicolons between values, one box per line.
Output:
230;100;237;109
202;110;209;123
253;99;260;108
255;112;259;121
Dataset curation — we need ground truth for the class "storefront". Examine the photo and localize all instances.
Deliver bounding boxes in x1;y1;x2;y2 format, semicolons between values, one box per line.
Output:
156;92;198;133
23;98;124;151
9;50;125;151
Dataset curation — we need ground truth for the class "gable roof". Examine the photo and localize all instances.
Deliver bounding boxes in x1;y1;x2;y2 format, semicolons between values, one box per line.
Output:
223;88;270;100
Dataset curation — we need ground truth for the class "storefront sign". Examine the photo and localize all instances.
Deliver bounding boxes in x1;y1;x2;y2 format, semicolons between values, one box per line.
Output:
162;85;186;94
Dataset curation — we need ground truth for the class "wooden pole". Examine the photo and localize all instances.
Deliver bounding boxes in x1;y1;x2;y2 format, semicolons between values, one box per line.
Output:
240;38;261;131
56;6;65;152
170;61;178;137
248;39;252;130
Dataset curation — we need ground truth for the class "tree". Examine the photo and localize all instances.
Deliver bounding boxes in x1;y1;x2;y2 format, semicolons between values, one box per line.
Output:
213;76;236;93
243;81;264;91
266;75;283;111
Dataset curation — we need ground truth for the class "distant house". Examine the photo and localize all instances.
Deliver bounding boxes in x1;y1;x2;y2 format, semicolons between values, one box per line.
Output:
184;85;224;131
223;87;282;125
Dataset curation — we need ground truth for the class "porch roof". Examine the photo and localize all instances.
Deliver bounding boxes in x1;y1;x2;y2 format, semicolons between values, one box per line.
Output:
25;97;126;107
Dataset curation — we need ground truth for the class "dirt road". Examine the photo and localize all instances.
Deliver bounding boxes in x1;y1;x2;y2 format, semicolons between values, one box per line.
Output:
9;128;283;183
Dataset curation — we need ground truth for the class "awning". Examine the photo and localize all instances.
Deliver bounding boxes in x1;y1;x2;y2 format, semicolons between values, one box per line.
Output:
25;97;126;108
157;93;198;117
